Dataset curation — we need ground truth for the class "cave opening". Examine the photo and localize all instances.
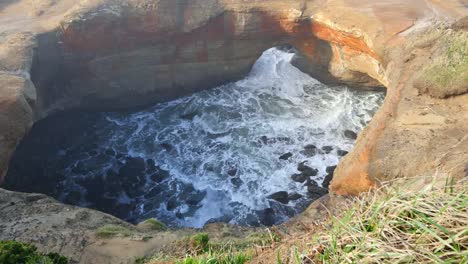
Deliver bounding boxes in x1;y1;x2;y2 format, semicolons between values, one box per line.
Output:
2;47;385;228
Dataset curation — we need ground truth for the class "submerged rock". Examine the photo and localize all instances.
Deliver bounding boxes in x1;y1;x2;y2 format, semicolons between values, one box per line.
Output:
321;146;333;154
323;166;336;189
267;191;289;204
291;173;308;183
300;144;317;157
344;130;358;140
288;192;302;201
298;162;318;176
230;177;243;187
180;111;198;120
258;208;276;226
306;180;328;200
166;197;178;211
337;149;349;156
227;167;237;176
258;136;291;145
279;152;293;160
160;143;173;152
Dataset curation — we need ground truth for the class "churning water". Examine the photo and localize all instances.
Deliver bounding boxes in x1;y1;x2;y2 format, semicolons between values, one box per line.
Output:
5;48;385;227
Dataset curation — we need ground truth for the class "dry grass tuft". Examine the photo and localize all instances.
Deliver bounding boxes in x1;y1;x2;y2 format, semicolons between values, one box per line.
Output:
299;177;468;263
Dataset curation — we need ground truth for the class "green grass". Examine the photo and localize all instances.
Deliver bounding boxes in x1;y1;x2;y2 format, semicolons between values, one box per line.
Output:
95;224;134;238
142;230;279;263
176;251;251;264
0;240;68;264
305;177;467;263
190;233;210;253
142;218;167;231
417;28;468;98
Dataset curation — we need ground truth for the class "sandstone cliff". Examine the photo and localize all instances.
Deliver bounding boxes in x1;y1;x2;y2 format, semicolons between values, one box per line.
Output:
0;0;467;262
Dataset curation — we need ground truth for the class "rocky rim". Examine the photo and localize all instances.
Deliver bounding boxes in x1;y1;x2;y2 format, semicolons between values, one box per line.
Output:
0;0;466;263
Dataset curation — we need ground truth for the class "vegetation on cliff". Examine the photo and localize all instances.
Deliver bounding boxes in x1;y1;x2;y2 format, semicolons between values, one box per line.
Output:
0;240;68;264
415;22;468;98
269;177;468;264
141;231;280;264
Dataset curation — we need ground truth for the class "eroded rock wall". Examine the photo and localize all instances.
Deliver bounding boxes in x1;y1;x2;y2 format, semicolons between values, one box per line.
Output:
0;0;466;196
0;0;388;182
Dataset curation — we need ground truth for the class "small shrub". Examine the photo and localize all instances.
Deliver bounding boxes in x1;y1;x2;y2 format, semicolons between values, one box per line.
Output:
190;233;210;252
0;240;68;264
95;224;133;238
143;218;167;231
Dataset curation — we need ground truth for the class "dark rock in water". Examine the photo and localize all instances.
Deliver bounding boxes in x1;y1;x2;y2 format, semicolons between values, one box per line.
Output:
306;178;318;187
175;204;200;219
288;192;302;201
166;196;178;211
113;203;134;220
180;111;198;120
267;191;289;204
144;185;164;198
88;150;98;156
121;157;146;176
279;152;293;160
259;136;290;145
306;181;328;200
326;166;336;174
259;136;269;145
150;166;170;182
344;130;358;140
118;157;146;197
227;167;237;176
321;146;333;154
298;162;318;176
230;177;243;187
71;162;87;174
207;130;231;139
64;190;82;204
76;175;104;201
143;199;160;212
150;173;165;183
323;166;336;188
158;167;170;178
178;184;206;206
300;144;317;157
146;159;156;171
160;143;173;151
291;173;308;183
337;149;349;156
275;136;291;143
185;191;206;206
105;169;121;193
258;208;276;226
105;148;116;156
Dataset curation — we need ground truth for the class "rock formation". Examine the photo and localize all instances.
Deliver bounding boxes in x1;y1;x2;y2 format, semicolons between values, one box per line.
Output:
0;0;467;262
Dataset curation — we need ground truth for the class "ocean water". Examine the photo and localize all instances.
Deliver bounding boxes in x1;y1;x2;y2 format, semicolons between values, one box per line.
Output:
5;48;385;227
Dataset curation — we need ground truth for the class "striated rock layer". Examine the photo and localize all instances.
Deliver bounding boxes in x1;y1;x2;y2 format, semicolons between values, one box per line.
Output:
0;0;467;261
